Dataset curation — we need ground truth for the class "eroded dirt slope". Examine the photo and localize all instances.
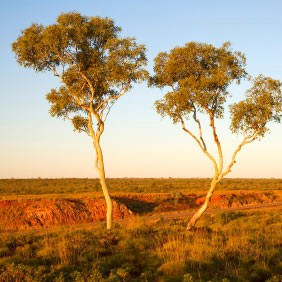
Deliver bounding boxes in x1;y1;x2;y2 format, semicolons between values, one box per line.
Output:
115;191;281;213
0;191;280;230
0;198;132;231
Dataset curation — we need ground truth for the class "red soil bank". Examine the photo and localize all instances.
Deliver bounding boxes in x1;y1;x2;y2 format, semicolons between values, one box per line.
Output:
0;198;132;231
195;192;276;208
0;192;278;230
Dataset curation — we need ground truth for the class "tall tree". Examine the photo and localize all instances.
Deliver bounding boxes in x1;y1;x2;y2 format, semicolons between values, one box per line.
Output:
150;42;282;230
12;12;148;229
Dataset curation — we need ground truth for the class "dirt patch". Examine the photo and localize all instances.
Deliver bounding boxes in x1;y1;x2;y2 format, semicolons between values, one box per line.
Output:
0;198;132;231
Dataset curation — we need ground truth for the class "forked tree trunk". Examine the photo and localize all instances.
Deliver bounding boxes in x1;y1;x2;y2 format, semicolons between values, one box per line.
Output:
187;175;218;230
184;115;259;230
93;140;113;230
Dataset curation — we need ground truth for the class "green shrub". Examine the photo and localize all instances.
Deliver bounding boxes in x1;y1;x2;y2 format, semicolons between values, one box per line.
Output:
266;275;282;282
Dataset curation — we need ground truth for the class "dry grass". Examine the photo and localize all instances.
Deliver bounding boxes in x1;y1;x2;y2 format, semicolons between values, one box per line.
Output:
0;207;281;281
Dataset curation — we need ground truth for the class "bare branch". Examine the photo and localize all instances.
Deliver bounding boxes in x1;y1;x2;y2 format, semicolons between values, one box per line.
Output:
180;117;219;173
217;130;260;183
103;102;115;123
192;104;207;151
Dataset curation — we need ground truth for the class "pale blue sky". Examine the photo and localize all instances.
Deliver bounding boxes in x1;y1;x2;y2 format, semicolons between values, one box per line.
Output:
1;0;282;178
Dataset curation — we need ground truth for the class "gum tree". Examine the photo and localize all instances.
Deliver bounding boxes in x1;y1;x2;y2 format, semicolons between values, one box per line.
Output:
150;42;282;230
12;12;147;229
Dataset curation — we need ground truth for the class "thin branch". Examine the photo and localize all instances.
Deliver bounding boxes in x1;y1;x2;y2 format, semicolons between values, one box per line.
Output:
46;62;87;110
103;102;115;123
95;81;130;112
180;117;219;173
63;51;96;97
192;104;207;151
170;86;208;159
100;100;114;122
216;130;260;183
80;82;87;104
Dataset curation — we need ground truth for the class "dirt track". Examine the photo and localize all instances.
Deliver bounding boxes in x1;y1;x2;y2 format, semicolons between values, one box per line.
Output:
144;201;282;222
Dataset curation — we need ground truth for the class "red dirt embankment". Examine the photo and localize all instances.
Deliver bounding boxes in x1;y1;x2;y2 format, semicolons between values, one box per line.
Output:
0;191;280;230
115;191;280;213
0;198;132;231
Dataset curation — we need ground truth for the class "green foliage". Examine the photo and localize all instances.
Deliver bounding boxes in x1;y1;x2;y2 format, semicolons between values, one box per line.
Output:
183;273;194;282
266;275;282;282
0;178;282;195
150;41;246;123
12;11;147;135
170;191;185;204
230;75;282;137
151;41;282;143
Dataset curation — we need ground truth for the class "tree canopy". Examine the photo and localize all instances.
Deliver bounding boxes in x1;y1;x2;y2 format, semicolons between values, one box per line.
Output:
12;12;148;136
230;75;282;137
150;41;247;123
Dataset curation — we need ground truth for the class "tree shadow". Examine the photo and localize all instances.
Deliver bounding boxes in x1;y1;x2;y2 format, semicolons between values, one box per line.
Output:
114;194;206;215
113;197;158;214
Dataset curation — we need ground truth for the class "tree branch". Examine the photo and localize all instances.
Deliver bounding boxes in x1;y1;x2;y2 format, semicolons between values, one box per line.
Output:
103;103;115;123
64;51;96;97
46;62;88;110
95;81;130;112
192;104;207;151
216;130;260;183
180;117;219;173
209;113;223;173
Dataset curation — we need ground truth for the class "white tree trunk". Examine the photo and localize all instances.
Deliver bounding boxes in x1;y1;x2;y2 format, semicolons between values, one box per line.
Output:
187;176;218;230
93;140;113;230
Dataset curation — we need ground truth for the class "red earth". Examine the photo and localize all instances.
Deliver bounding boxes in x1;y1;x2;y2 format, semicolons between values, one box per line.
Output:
0;191;279;230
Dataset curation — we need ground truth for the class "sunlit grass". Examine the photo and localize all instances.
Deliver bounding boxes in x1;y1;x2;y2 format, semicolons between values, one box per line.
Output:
1;178;282;196
0;207;281;281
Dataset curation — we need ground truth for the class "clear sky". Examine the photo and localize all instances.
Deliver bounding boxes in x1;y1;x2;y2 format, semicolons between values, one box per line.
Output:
1;0;282;178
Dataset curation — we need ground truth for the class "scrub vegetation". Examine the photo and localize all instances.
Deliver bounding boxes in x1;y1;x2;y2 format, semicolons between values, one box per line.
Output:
0;179;281;281
1;178;282;195
0;206;281;282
